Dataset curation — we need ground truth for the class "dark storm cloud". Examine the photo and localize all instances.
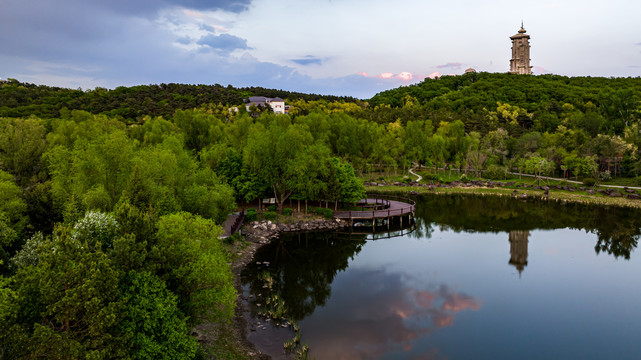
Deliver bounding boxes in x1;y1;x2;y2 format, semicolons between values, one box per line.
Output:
0;0;408;98
291;56;324;66
198;33;250;52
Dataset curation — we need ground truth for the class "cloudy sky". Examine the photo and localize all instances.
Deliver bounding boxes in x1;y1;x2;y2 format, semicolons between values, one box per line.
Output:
1;0;640;99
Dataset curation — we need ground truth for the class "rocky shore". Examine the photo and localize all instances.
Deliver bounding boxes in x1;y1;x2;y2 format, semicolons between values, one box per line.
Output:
220;217;349;359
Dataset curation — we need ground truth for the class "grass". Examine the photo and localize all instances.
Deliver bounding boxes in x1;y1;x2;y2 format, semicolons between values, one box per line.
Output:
600;177;641;187
366;184;641;209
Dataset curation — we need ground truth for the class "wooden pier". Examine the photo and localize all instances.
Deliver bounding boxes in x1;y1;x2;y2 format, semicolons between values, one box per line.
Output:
333;196;416;230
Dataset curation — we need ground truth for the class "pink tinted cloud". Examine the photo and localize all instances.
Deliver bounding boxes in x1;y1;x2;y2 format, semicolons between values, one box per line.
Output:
426;71;441;79
182;9;229;32
306;275;481;360
534;65;551;74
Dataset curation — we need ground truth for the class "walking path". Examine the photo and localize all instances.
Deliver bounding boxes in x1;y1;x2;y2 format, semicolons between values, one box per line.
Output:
409;166;422;182
508;172;641;190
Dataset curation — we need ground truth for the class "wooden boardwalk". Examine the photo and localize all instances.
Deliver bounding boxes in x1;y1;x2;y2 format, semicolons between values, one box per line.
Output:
221;211;244;238
334;196;415;227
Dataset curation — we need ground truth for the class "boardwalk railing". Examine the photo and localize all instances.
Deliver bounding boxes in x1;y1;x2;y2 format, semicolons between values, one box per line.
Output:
229;209;245;236
334;195;415;221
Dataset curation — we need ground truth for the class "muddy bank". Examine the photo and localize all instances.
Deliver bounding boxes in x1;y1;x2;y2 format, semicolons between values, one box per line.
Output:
223;217;349;359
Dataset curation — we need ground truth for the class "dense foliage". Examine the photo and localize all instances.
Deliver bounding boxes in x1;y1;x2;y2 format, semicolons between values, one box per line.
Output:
0;79;358;121
1;72;640;357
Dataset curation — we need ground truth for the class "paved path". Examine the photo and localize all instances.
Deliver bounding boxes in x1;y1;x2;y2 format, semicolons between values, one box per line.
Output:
409;166;422;182
508;172;641;190
405;167;641;191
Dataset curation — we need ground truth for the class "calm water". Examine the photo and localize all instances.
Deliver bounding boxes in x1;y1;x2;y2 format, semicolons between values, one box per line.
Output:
241;195;641;359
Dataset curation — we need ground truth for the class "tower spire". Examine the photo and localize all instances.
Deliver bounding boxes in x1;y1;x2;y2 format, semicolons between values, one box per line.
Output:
509;24;532;74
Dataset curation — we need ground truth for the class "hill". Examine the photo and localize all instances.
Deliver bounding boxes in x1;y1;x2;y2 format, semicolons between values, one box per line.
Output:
0;79;358;121
368;72;641;135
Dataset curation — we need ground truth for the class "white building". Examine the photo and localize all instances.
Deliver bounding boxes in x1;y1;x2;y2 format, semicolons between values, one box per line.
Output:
245;96;286;114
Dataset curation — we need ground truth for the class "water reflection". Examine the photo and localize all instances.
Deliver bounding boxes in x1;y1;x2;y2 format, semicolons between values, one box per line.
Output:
414;194;641;259
299;268;480;360
509;230;530;274
242;195;641;358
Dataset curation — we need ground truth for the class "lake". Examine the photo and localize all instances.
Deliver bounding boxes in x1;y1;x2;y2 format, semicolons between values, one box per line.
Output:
241;195;641;359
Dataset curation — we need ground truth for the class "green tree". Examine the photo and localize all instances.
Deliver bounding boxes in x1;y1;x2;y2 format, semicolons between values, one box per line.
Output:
118;271;198;360
2;230;123;359
0;171;28;269
0;118;47;187
244;118;315;213
151;213;235;323
332;158;366;204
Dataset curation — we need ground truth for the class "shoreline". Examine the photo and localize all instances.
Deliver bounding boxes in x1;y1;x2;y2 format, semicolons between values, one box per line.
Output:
216;184;640;358
366;183;641;209
217;217;349;359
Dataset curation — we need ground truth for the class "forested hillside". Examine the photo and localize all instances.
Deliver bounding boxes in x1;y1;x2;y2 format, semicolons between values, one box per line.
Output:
1;73;641;358
0;79;359;120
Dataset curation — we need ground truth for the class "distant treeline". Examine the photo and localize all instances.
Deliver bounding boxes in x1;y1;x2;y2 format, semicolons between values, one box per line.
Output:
0;79;359;120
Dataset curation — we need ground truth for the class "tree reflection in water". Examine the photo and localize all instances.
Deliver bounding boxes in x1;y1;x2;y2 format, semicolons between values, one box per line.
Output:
241;194;641;357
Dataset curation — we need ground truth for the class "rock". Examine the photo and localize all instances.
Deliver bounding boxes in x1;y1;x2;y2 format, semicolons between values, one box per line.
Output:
626;194;641;200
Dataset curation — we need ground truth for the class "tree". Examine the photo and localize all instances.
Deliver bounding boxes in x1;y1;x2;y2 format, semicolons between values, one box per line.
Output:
524;156;553;184
331;158;366;204
243;118;315;213
465;150;488;178
151;212;235;323
1;230;123;359
0;170;27;270
289;143;331;212
0;118;47;187
118;271;198;360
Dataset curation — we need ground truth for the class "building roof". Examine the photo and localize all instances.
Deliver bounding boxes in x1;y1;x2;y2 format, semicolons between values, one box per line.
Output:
245;96;285;103
510;24;530;39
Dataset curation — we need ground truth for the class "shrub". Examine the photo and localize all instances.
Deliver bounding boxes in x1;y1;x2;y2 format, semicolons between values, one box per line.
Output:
599;170;612;182
245;209;257;222
313;207;333;219
459;174;469;182
267;205;277;212
484;165;506;180
224;232;243;245
263;211;278;221
282;208;293;216
583;178;596;187
423;173;440;182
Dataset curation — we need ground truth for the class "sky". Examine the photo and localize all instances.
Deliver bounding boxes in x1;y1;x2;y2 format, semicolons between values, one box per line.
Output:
1;0;640;99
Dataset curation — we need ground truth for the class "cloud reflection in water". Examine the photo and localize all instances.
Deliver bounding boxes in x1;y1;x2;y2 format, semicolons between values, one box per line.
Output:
301;268;481;360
